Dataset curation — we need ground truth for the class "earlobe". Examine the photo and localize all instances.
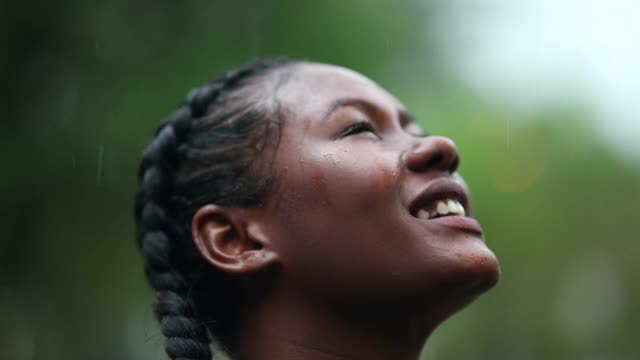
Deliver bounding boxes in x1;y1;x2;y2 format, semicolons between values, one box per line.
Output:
192;205;279;274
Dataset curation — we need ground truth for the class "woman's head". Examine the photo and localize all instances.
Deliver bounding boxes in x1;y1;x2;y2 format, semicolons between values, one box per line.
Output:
134;59;500;359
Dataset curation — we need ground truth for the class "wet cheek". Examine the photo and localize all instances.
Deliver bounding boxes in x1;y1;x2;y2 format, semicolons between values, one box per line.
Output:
274;157;333;211
270;139;401;229
368;154;397;193
269;150;397;248
323;144;396;195
289;149;379;207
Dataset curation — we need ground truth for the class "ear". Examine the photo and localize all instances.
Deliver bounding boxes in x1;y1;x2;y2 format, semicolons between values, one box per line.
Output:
192;204;279;275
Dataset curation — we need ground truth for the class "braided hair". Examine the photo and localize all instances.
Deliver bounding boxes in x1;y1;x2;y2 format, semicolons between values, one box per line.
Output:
134;57;294;359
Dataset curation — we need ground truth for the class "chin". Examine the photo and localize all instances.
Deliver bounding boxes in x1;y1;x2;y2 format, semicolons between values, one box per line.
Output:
418;249;500;329
451;245;501;301
468;249;500;294
425;243;500;310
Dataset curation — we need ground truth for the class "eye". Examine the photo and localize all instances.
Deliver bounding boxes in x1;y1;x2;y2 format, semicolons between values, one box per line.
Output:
340;121;378;138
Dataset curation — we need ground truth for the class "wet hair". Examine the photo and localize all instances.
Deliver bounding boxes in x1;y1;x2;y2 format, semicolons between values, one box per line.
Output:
133;57;294;359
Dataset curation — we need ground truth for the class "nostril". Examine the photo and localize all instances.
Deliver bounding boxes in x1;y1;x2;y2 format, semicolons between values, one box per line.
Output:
405;136;460;174
426;153;458;174
425;154;443;171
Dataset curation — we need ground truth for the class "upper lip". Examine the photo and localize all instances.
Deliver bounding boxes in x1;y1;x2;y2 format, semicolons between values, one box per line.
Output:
408;177;471;217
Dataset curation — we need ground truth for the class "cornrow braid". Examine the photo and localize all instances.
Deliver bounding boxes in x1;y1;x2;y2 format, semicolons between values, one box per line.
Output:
134;57;293;359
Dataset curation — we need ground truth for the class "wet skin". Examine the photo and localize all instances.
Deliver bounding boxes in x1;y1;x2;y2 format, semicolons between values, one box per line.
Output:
193;63;500;360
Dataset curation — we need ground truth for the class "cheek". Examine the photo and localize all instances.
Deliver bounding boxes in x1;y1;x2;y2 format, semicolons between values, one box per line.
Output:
267;144;404;276
277;142;399;218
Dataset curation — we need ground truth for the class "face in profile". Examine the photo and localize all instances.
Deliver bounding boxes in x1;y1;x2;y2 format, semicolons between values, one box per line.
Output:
252;63;500;321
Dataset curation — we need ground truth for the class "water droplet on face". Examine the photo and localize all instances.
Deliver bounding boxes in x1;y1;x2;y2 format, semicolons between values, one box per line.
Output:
321;152;340;166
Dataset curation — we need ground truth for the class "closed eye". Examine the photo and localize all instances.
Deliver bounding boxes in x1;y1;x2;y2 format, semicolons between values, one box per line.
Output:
340;121;377;138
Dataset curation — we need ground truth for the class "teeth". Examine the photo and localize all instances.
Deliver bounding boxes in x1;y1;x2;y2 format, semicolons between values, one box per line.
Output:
436;201;449;215
447;199;457;212
447;199;466;216
456;202;466;216
416;198;466;219
417;209;430;219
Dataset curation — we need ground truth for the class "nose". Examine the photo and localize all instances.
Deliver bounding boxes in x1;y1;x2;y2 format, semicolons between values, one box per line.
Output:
404;136;460;174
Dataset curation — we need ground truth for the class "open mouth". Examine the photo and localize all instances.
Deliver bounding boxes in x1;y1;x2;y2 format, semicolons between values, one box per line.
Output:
408;178;483;234
408;178;471;220
414;198;466;220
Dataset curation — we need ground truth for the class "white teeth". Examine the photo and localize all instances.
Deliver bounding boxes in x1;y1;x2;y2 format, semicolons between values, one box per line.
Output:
447;199;465;216
447;199;457;213
416;198;466;219
453;201;461;213
417;209;430;219
457;202;466;216
436;201;449;215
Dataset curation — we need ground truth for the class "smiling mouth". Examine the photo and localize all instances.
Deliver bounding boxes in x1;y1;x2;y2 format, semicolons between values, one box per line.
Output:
407;179;483;234
408;178;471;220
415;198;466;220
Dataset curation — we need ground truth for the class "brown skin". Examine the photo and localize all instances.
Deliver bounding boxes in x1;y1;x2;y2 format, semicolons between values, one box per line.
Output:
193;63;500;360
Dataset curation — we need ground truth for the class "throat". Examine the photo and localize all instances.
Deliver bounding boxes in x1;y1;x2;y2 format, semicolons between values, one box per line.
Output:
232;291;430;360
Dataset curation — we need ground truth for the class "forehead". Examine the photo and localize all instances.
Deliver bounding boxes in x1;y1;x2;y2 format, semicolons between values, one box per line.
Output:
277;63;404;117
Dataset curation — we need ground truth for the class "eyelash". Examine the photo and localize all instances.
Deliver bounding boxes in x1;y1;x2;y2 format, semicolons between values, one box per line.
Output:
340;121;430;139
341;121;377;137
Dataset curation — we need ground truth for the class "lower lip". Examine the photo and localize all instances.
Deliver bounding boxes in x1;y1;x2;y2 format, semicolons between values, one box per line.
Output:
427;216;484;235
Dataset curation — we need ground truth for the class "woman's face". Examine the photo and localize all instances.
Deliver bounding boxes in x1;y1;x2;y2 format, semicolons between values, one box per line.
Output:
258;63;499;313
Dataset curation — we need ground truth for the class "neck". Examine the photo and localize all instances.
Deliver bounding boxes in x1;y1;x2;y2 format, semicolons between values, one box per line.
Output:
232;289;435;360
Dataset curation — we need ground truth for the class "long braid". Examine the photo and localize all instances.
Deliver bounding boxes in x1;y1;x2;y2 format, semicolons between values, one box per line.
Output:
137;107;213;359
134;57;293;359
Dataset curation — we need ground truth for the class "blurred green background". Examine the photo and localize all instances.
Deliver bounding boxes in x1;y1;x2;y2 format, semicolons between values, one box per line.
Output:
1;1;638;359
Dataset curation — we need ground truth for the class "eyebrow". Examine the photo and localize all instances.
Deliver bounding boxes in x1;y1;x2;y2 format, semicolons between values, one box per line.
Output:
322;97;418;126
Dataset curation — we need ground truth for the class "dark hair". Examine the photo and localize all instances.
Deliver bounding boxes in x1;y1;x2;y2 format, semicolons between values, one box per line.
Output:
133;57;294;359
